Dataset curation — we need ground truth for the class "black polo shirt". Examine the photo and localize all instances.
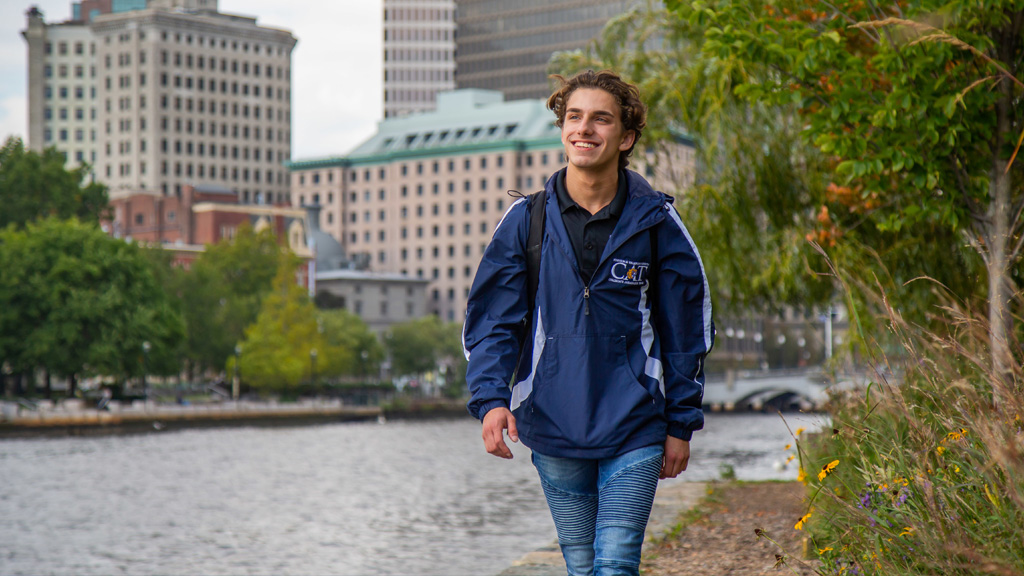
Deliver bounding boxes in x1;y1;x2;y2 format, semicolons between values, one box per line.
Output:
555;169;628;283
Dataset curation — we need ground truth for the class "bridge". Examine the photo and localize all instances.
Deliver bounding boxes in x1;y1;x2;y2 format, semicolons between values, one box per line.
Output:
702;371;834;412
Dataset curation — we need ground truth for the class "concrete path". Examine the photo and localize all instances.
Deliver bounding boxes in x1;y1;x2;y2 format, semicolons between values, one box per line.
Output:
496;481;708;576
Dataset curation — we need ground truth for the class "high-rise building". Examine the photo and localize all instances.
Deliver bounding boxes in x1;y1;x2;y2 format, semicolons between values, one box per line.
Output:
455;0;640;101
22;6;98;169
22;0;297;204
288;89;694;323
382;0;456;118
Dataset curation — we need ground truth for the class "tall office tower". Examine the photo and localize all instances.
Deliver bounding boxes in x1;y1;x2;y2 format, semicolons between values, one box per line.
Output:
382;0;456;118
23;1;297;204
454;0;640;101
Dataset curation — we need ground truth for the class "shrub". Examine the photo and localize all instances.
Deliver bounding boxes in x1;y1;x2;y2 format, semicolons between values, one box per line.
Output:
793;295;1023;575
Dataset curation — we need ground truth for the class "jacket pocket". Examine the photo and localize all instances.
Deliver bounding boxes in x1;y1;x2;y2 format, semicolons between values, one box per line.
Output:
530;334;659;449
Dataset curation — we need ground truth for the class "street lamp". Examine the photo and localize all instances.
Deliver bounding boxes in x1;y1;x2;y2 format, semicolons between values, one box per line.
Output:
233;345;241;401
141;341;151;401
310;348;318;386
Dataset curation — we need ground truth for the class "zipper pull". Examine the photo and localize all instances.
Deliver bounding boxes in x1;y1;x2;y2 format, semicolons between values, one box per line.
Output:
583;286;590;316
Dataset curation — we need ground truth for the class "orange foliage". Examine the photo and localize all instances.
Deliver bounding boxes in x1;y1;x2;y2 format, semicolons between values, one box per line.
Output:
806;204;842;247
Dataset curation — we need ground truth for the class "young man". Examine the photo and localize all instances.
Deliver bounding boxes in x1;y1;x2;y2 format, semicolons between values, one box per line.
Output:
463;70;714;576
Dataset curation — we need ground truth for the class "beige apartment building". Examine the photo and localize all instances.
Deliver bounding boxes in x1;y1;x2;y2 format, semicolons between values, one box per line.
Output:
22;7;98;168
22;0;296;204
383;0;456;118
288;89;695;324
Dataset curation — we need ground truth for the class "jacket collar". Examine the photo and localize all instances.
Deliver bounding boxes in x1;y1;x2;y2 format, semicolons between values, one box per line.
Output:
542;168;670;271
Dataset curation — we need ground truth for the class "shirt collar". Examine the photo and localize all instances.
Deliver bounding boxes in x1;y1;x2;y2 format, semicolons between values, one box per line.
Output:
555;169;628;217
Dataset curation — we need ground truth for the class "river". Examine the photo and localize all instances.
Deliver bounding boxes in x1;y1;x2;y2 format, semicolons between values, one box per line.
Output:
0;412;826;575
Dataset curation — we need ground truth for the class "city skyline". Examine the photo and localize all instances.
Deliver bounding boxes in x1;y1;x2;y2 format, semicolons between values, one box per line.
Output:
0;0;385;160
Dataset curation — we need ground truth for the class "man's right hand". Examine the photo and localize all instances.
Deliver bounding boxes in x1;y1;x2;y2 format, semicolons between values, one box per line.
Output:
481;407;518;459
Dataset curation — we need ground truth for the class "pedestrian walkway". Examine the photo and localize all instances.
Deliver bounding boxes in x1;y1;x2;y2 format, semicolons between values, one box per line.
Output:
495;481;708;576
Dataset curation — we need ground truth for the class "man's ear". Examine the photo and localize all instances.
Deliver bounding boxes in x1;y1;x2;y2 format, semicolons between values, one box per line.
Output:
619;130;636;151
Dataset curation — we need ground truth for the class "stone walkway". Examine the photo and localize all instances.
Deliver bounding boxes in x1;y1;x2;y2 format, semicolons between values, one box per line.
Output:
495;481;708;576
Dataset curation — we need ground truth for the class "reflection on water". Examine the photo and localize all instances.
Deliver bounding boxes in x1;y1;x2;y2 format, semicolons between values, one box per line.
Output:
0;412;825;575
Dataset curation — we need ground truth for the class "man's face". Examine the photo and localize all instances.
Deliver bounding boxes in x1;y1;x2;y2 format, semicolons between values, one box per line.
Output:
560;88;635;175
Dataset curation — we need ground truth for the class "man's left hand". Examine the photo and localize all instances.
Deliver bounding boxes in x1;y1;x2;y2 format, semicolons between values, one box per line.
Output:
661;436;690;479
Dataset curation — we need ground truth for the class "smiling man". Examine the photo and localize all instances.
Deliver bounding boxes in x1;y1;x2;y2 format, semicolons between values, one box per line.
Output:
463;70;714;576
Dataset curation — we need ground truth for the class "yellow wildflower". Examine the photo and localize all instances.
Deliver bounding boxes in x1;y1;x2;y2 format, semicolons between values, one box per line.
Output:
797;467;807;485
936;446;946;456
817;460;840;482
795;511;812;530
785;443;792;450
786;454;795;464
899;526;914;537
945;428;968;442
795;427;806;436
817;547;833;554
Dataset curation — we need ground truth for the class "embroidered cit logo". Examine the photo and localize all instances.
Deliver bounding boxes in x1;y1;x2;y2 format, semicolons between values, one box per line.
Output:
610;258;649;286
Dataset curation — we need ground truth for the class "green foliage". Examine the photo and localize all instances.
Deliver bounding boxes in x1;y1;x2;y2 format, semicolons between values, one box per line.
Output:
668;0;1021;354
793;298;1024;575
316;308;384;379
386;315;466;384
0;218;184;385
236;253;323;392
173;223;285;373
0;137;109;228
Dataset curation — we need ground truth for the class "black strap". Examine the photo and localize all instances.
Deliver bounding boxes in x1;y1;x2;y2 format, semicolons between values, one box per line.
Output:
504;188;545;386
526;189;546;315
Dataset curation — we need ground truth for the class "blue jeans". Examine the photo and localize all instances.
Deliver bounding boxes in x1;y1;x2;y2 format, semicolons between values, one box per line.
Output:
531;445;663;576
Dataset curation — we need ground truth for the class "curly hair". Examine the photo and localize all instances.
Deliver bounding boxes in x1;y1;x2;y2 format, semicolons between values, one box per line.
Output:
547;70;647;170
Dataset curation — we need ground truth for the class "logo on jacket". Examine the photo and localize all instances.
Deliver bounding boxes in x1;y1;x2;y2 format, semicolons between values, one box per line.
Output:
610;258;650;286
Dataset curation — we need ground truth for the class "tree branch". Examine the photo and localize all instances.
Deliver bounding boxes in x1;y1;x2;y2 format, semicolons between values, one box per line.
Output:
962;226;992;268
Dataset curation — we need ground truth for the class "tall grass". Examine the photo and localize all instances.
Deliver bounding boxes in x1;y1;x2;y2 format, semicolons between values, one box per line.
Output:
791;291;1024;575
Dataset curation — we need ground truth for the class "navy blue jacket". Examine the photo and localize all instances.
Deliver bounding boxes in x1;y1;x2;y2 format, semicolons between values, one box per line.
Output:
463;169;714;459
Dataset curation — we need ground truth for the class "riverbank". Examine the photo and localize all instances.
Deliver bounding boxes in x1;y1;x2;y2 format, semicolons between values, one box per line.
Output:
0;397;470;437
499;481;816;576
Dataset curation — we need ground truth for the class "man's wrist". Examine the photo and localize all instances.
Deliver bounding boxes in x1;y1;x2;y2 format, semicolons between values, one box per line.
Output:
666;423;693;441
478;399;510;421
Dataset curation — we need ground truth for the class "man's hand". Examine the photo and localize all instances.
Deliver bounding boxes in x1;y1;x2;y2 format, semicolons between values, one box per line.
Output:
661;436;690;479
482;407;518;459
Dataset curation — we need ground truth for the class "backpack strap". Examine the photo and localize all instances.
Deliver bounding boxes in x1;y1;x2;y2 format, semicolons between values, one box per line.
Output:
525;189;546;315
505;188;545;387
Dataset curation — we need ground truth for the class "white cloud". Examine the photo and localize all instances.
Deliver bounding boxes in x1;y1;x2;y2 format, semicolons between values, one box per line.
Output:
0;0;383;156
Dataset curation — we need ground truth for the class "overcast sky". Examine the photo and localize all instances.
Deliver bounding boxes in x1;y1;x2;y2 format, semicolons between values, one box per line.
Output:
0;0;384;160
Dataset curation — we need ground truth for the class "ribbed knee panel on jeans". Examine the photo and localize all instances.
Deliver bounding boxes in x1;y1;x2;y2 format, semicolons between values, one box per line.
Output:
538;479;599;545
597;455;662;532
592;455;662;575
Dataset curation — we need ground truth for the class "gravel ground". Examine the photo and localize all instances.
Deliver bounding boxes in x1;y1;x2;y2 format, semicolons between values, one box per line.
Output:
642;482;820;576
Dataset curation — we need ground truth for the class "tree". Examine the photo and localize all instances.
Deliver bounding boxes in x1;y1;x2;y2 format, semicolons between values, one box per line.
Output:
0;137;108;228
235;252;323;392
668;0;1022;381
386;316;466;395
172;223;284;376
316;308;384;380
551;1;989;335
0;218;184;396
